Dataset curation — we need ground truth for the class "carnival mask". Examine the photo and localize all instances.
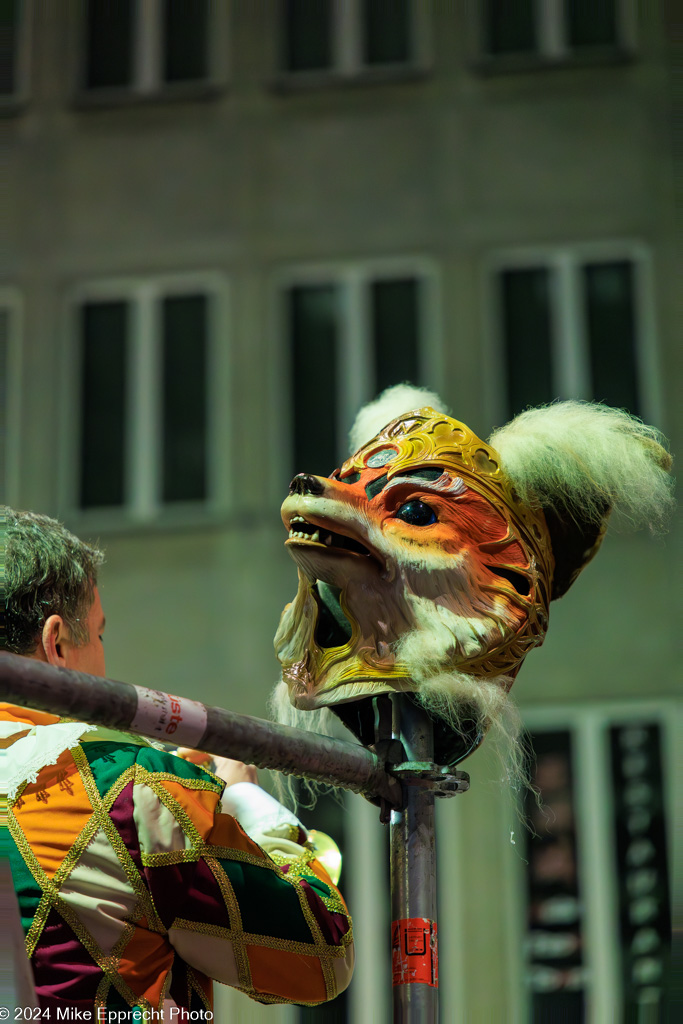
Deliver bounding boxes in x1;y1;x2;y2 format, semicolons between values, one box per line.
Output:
273;390;672;766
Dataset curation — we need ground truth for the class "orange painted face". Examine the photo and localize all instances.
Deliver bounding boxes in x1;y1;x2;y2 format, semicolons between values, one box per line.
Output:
275;408;553;715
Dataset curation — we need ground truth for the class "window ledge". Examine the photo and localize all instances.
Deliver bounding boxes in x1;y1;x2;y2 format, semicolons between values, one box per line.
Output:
71;81;225;112
471;47;635;77
270;65;429;95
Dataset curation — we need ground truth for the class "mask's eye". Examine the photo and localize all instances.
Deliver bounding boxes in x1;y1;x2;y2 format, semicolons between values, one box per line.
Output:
394;500;437;526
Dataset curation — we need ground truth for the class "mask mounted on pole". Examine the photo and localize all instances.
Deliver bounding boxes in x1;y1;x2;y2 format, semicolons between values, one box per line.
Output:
273;387;673;769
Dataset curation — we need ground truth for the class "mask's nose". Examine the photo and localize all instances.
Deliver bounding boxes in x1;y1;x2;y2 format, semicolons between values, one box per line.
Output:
289;473;326;496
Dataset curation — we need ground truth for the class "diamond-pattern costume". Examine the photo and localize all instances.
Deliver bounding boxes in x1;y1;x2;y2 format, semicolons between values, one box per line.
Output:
1;704;353;1015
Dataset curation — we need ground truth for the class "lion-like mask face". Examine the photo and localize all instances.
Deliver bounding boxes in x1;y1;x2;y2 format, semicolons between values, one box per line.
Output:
275;409;554;730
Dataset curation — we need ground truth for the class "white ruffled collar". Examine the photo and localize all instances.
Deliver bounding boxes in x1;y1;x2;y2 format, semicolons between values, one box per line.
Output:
0;719;98;801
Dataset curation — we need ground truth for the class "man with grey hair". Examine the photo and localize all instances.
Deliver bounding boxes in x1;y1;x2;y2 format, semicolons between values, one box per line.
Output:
2;507;106;674
0;507;353;1017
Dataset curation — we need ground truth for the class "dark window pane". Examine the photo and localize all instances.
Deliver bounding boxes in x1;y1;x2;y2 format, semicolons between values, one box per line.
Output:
372;278;420;393
289;285;338;475
566;0;617;49
85;0;134;90
163;0;209;83
523;732;586;1023
282;0;332;72
609;723;670;1015
583;261;640;415
0;0;19;95
80;302;128;508
363;0;410;65
162;295;208;503
499;269;554;416
484;0;537;55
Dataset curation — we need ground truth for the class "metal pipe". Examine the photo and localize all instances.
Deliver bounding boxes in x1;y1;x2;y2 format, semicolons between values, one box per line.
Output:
391;695;439;1023
0;652;402;807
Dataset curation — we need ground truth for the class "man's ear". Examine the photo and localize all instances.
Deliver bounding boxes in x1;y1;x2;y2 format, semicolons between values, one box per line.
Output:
40;615;71;668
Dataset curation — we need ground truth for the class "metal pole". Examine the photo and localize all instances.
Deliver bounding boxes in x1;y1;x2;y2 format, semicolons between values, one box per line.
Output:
0;652;402;808
391;695;439;1023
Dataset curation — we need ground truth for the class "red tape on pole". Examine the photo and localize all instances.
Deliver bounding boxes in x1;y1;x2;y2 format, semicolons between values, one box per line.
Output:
391;918;438;987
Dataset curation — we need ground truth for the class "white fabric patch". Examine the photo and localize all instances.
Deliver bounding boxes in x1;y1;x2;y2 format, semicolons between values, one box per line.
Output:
168;927;240;988
219;782;300;838
59;827;137;955
130;688;207;748
133;784;190;854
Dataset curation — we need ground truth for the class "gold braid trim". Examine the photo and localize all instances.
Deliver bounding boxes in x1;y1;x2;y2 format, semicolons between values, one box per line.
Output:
71;747;165;935
170;918;351;958
202;856;253;991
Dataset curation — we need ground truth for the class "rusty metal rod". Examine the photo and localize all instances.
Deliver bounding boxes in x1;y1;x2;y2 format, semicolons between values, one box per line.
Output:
0;653;402;807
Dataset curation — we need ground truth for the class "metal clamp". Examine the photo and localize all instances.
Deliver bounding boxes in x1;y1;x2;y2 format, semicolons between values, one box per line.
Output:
390;761;470;798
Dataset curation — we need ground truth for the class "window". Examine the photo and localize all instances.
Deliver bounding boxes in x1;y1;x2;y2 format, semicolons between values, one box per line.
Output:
280;0;424;78
0;291;21;505
66;277;228;524
278;263;438;479
521;704;675;1021
80;0;221;98
0;0;29;103
479;0;633;65
489;247;659;421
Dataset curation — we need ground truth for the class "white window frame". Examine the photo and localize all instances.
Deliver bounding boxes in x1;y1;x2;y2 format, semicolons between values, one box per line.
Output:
1;0;31;108
269;257;441;502
75;0;229;102
506;700;680;1024
277;0;431;84
483;242;663;428
469;0;637;68
61;273;231;530
0;288;23;505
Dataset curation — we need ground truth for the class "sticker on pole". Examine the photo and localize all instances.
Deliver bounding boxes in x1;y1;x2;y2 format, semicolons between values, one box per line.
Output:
131;687;207;747
392;918;438;987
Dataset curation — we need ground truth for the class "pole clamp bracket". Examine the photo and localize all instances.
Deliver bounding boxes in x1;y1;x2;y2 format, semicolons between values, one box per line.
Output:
390;761;470;797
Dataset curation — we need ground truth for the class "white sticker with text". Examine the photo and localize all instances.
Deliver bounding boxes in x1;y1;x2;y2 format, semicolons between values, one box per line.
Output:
131;686;208;747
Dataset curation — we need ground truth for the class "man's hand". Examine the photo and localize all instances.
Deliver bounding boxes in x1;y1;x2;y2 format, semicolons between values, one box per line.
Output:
175;747;258;787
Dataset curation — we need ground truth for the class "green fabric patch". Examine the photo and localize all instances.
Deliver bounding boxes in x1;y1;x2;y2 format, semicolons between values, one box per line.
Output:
3;829;44;937
297;872;332;900
134;745;222;790
80;741;222;799
219;858;313;944
80;741;142;799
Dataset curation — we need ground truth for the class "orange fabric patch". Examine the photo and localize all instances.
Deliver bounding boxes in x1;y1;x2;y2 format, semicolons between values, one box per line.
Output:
155;781;219;841
247;944;328;1003
0;703;60;727
15;750;94;880
117;926;174;1005
206;813;266;858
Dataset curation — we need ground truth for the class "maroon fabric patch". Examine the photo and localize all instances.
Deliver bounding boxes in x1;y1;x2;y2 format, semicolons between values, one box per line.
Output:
143;862;197;929
32;908;103;1010
299;880;350;946
162;857;233;931
109;781;143;873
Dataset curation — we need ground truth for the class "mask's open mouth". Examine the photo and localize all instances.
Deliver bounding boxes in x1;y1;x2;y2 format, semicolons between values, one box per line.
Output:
313;582;353;649
287;516;373;558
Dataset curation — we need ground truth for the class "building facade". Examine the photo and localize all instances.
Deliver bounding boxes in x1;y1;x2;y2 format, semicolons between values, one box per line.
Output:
2;2;679;1021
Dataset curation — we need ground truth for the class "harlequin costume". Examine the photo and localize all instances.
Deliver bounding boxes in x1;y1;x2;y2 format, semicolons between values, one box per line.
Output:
0;703;353;1015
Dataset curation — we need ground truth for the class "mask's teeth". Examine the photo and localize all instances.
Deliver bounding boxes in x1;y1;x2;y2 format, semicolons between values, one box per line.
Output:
324;534;332;546
310;531;320;543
